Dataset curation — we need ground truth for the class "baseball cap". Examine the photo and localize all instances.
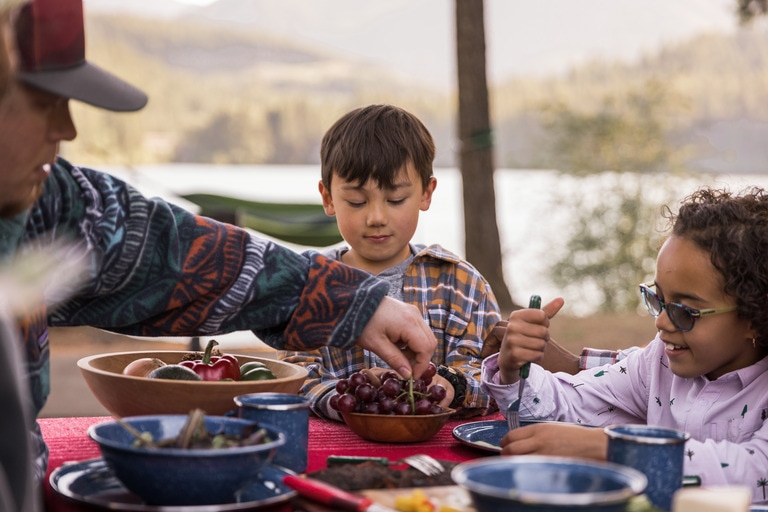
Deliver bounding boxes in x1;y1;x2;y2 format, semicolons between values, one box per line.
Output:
14;0;147;112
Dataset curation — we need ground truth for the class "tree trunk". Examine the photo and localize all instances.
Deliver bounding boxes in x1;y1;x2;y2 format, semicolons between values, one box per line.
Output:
455;0;515;313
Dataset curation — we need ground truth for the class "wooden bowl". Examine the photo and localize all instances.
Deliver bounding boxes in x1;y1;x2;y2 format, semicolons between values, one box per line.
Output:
78;351;308;417
340;408;454;443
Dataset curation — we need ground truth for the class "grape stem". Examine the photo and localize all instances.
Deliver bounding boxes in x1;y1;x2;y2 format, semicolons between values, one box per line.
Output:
408;376;415;412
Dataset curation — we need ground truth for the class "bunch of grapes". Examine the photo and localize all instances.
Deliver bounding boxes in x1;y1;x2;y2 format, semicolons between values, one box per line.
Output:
330;362;448;415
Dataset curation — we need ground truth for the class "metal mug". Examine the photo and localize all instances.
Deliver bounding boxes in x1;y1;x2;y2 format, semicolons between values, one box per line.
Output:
234;393;309;474
605;424;690;512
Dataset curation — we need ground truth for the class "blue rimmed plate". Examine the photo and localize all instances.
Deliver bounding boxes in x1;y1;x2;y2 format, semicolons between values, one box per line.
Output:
452;419;507;453
49;458;296;511
453;419;569;453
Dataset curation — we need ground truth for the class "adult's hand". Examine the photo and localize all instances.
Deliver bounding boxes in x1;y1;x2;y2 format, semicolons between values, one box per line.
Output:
356;297;437;380
501;422;607;461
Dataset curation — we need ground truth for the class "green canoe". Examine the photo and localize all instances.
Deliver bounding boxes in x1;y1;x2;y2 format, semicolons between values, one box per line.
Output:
181;193;343;247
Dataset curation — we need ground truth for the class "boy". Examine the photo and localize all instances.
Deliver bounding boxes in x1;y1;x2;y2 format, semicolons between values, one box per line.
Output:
279;104;501;420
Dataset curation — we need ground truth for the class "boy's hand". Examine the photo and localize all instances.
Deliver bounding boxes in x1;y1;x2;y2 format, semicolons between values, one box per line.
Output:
497;298;564;384
363;367;454;409
430;374;455;409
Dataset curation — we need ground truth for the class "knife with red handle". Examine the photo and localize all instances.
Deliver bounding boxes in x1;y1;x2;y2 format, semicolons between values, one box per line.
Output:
283;474;398;512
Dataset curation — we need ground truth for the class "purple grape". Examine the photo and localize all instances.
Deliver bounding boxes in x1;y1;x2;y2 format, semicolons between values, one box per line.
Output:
379;397;396;413
421;362;437;381
380;371;399;383
394;401;412;415
335;379;350;394
414;398;433;415
329;394;340;411
348;372;368;390
427;384;447;403
355;383;375;403
361;402;381;414
380;378;402;398
337;393;357;413
429;404;444;414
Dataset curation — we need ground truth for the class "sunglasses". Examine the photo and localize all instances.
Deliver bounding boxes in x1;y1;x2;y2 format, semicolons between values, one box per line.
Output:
638;282;738;332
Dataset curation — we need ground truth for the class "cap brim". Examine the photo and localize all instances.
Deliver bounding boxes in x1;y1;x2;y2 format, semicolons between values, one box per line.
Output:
18;61;147;112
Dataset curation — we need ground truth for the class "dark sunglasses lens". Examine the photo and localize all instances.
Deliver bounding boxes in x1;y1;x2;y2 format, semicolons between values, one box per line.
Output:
666;304;694;331
641;287;662;315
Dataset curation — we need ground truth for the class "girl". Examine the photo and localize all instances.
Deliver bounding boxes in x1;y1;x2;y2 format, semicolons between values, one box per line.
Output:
481;187;768;504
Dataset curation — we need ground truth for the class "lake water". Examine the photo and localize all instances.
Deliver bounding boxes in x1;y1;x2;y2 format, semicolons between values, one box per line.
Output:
102;164;768;338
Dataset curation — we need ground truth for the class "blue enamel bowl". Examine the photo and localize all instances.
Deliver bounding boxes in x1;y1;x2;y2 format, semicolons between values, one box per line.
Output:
88;415;285;506
452;456;647;512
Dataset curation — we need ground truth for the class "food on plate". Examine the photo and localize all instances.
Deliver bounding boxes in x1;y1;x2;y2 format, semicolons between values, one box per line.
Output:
394;488;461;512
308;460;458;490
330;362;447;415
121;409;274;450
147;365;202;381
122;357;166;377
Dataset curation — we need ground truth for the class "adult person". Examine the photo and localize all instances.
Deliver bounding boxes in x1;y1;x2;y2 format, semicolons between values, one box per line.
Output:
2;0;437;484
0;1;41;510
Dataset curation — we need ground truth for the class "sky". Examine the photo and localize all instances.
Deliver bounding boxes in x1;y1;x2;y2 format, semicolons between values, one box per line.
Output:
84;0;741;89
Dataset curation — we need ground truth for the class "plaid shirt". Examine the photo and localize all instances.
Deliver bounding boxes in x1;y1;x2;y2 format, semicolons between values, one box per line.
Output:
279;244;502;421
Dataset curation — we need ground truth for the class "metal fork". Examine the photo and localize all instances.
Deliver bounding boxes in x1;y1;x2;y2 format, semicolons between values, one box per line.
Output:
506;295;541;431
505;379;526;431
401;454;445;476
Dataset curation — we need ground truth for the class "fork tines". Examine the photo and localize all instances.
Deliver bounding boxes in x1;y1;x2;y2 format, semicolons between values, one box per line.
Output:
506;400;521;431
403;454;445;476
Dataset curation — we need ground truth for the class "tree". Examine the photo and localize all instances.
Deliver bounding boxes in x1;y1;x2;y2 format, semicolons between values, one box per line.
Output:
737;0;768;24
538;81;689;313
455;0;516;313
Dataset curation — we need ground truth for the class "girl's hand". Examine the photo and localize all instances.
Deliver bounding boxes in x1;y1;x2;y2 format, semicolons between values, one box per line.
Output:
497;298;564;384
500;422;607;461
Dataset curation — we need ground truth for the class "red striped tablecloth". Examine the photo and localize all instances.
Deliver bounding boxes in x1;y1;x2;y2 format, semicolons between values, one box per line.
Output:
40;413;501;511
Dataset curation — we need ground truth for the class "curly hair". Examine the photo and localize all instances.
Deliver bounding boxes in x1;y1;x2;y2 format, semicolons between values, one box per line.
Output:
320;104;435;191
662;187;768;348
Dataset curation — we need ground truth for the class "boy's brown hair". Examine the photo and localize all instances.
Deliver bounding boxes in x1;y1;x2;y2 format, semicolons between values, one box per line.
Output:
320;104;435;191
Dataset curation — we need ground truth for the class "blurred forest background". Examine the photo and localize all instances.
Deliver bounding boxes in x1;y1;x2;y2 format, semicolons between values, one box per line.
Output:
67;6;768;173
60;1;768;324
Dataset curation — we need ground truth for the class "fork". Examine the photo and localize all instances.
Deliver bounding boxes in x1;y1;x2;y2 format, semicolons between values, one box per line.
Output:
506;295;541;431
326;454;445;476
401;454;445;476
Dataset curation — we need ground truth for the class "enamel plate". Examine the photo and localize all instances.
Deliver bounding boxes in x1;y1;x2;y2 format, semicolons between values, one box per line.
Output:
50;458;296;511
